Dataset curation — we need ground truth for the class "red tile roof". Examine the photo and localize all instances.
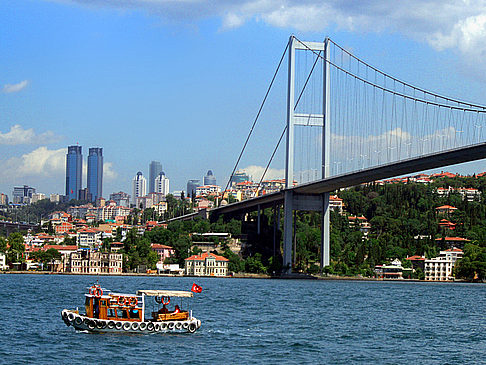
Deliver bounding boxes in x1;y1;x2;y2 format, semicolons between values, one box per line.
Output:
185;252;229;262
444;248;464;252
406;255;425;261
435;205;457;210
435;237;470;242
151;244;173;250
43;245;78;251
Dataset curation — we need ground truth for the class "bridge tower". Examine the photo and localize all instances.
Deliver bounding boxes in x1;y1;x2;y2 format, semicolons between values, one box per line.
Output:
283;36;330;272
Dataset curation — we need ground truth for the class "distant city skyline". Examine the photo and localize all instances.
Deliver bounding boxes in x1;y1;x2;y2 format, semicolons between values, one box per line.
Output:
2;1;486;197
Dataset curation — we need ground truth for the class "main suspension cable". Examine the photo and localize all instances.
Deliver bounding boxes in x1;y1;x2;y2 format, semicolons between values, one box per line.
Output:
256;47;323;191
222;39;290;199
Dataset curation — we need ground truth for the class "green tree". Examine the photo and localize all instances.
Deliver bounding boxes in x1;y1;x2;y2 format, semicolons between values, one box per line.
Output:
223;248;244;273
454;243;486;281
245;253;266;273
7;232;25;263
0;236;7;253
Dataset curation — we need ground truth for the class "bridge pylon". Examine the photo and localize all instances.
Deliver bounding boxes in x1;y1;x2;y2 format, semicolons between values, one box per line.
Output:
283;36;330;273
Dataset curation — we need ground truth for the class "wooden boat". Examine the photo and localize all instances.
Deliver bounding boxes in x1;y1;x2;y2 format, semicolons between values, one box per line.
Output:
61;284;201;333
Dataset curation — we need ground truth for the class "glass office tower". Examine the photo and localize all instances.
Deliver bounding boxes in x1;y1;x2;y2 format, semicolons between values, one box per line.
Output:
65;145;83;201
87;147;103;202
149;161;162;193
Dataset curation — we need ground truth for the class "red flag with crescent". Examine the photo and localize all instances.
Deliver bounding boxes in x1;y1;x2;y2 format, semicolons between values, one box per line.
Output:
191;283;202;293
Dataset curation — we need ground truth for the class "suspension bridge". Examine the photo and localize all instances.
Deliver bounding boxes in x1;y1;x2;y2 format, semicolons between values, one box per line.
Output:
192;36;486;273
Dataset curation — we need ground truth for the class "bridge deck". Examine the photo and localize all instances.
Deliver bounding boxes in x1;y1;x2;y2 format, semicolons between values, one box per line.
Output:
211;142;486;216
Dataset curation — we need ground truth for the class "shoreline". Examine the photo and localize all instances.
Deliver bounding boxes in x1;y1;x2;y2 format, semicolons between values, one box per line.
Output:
1;270;481;283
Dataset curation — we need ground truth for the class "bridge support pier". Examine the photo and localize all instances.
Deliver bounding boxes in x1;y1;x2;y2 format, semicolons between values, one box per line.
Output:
282;190;294;272
321;192;330;269
282;191;330;274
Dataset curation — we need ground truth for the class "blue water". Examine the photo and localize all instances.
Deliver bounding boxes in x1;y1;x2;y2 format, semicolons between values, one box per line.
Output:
0;275;484;364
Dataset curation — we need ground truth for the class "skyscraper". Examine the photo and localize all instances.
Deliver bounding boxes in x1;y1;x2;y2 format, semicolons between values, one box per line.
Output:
203;170;217;186
12;185;36;204
230;170;251;185
66;145;82;200
132;172;147;205
87;147;103;202
149;161;162;193
187;179;200;199
155;172;170;196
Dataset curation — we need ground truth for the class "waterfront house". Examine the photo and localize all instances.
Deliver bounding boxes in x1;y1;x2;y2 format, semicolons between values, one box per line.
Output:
184;252;229;277
405;255;425;271
424;248;463;281
381;259;404;279
68;250;123;274
0;252;7;270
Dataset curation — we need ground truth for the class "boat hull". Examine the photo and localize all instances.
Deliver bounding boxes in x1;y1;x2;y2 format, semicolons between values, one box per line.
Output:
61;309;201;334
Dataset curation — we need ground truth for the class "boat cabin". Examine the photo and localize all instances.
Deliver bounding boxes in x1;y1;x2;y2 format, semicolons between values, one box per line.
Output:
84;286;193;323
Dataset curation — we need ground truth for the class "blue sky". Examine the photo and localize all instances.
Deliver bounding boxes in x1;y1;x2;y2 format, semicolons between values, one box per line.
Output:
1;0;486;198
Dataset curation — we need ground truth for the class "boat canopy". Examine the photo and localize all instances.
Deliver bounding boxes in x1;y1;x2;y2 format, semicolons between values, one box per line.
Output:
137;290;193;298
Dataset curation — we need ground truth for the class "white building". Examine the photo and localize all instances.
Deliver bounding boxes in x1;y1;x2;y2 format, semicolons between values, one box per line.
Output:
68;251;123;274
424;248;463;281
136;196;153;210
0;252;8;270
132;172;147;205
184;252;229;276
155;172;170;196
96;204;131;221
195;185;221;196
31;193;46;203
329;195;343;214
77;228;101;248
50;194;61;203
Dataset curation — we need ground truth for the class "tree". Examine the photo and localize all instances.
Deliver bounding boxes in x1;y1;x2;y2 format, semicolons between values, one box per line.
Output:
245;253;266;273
7;232;25;263
0;236;7;253
223;248;244;273
454;243;486;281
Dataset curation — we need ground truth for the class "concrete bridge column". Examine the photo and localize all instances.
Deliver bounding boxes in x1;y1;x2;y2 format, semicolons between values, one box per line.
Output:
282;190;294;273
321;192;330;269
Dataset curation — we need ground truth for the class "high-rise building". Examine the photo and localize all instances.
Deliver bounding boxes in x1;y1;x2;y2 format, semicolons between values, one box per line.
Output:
12;185;36;204
87;147;103;202
230;170;251;185
78;188;92;202
66;145;83;200
155;172;170;196
149;161;162;194
187;179;200;199
203;170;217;186
109;191;130;207
0;193;9;206
132;172;147;206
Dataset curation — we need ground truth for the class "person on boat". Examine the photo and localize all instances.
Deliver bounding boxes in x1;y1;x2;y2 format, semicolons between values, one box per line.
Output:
158;305;168;314
173;305;180;314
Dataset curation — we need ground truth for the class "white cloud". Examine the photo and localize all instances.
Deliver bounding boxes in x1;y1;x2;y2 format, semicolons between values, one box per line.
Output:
1;146;118;181
103;162;117;180
47;0;486;66
3;147;67;178
240;164;285;182
3;80;29;93
0;125;62;145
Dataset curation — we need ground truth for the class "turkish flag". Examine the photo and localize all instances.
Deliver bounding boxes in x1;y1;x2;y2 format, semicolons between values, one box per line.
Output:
191;283;202;293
